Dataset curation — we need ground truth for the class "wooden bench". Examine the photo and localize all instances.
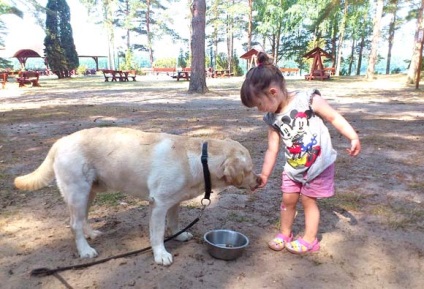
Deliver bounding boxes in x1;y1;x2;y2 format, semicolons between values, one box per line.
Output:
17;71;40;87
153;67;176;76
124;69;137;81
305;69;330;81
279;67;299;76
1;72;8;89
214;69;234;77
102;69;124;82
324;67;335;76
172;67;190;81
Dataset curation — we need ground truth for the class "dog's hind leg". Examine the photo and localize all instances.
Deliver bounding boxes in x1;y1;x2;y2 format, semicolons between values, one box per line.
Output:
83;189;102;240
56;163;98;258
166;204;193;242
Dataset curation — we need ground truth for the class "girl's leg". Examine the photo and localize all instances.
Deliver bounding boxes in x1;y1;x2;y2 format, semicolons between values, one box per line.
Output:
268;193;299;251
280;193;300;237
300;195;320;243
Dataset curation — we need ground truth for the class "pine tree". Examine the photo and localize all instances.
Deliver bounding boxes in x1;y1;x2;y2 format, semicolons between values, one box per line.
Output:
189;0;208;93
44;0;79;78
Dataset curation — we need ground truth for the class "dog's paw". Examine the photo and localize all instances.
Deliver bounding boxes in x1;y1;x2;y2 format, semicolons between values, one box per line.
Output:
174;232;193;242
78;246;98;258
154;251;173;266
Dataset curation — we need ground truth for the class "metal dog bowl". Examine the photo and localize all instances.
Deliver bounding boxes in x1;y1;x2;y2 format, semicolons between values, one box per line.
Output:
204;229;249;260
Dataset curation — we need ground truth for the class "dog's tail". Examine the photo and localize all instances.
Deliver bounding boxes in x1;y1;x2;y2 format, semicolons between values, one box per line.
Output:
14;142;58;191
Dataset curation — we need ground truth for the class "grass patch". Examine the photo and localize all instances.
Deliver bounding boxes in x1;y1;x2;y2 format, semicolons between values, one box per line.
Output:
369;200;424;230
320;192;366;212
227;212;252;223
408;181;424;192
94;192;125;206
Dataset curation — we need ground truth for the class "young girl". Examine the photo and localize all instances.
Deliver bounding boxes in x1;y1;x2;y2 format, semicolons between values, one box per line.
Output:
240;52;361;254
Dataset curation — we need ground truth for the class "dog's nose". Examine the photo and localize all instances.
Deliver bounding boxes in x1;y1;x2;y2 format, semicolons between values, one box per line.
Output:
250;174;261;191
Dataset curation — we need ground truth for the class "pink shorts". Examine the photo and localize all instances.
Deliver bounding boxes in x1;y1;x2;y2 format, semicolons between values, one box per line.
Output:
281;163;335;198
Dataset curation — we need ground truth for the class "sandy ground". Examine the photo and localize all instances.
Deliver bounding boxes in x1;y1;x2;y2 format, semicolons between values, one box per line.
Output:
0;74;423;289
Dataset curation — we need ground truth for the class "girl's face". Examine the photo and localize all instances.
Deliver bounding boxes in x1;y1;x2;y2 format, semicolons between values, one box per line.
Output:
252;86;284;113
252;95;279;112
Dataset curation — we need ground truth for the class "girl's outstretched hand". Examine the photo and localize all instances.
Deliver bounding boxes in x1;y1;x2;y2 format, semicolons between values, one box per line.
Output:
258;174;268;188
347;139;361;156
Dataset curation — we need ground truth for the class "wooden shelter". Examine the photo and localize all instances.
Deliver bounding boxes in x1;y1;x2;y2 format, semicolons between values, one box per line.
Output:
12;49;43;70
303;47;333;80
240;48;274;71
78;55;107;71
240;48;260;70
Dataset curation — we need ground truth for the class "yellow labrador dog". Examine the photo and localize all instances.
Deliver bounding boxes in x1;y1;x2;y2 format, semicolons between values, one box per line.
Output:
14;127;260;266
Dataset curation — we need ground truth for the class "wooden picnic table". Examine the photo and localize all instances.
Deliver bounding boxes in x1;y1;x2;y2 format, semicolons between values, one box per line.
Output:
1;72;8;89
176;71;190;81
17;71;41;87
102;69;133;82
214;69;234;77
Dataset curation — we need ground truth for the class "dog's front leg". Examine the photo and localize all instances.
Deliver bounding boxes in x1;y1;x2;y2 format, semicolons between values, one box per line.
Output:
167;204;193;242
149;199;173;266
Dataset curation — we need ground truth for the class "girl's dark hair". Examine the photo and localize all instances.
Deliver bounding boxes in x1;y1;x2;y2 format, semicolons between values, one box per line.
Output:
240;52;287;107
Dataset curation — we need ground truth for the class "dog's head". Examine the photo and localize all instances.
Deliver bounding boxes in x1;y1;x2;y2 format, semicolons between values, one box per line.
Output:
214;140;260;191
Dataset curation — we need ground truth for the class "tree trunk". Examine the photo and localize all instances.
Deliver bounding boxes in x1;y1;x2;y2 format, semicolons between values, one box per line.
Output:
189;0;208;93
226;10;233;71
348;38;356;75
366;0;384;79
275;23;282;64
386;0;398;74
146;0;153;67
357;34;365;75
330;18;338;67
247;0;252;50
102;3;116;70
270;34;276;62
407;0;424;84
125;0;130;51
335;0;348;76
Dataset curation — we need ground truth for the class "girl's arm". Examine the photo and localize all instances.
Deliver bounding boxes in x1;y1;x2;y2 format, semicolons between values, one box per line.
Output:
259;127;281;187
311;94;361;156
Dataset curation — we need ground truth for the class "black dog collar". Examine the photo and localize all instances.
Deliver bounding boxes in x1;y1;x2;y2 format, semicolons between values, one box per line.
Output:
201;142;212;200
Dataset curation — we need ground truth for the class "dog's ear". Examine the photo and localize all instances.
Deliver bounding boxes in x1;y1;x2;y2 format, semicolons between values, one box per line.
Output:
221;157;244;186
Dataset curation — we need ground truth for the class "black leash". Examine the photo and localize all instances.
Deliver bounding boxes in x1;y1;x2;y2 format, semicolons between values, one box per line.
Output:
31;217;201;277
31;141;213;277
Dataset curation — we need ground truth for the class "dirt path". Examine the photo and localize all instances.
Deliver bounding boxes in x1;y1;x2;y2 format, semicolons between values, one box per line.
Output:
1;75;423;289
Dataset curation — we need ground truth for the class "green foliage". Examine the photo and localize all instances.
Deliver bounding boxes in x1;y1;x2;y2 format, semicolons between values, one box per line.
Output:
391;67;401;74
76;65;88;75
215;53;227;70
118;49;137;70
153;57;176;68
44;0;79;78
178;48;189;68
215;52;242;76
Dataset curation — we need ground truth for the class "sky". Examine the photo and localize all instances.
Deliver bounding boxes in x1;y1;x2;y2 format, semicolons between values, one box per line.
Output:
0;0;190;62
1;0;107;56
0;0;417;71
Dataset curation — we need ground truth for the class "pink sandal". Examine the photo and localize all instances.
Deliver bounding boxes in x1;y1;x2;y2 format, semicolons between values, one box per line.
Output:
268;233;293;251
285;237;320;254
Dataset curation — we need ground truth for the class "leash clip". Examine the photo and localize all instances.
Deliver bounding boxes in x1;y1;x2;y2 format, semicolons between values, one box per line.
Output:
201;198;211;208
